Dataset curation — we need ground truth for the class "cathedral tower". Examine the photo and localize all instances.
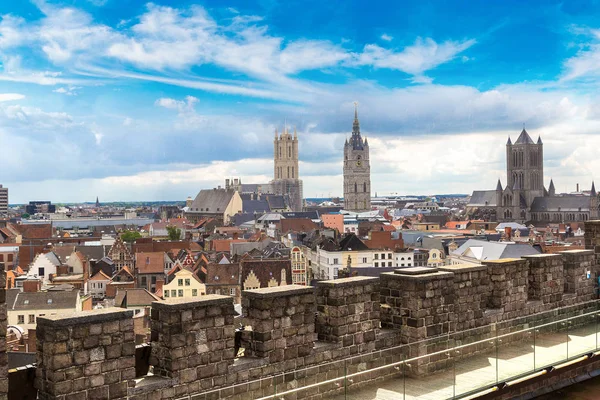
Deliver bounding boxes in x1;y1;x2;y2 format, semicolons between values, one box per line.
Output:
506;129;544;208
343;103;371;212
272;125;303;211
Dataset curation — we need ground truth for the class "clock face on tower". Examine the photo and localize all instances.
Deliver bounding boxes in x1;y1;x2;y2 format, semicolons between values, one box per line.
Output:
356;160;362;166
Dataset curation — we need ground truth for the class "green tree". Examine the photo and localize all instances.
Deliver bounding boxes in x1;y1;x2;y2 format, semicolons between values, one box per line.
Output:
21;213;30;219
166;225;182;241
121;230;142;243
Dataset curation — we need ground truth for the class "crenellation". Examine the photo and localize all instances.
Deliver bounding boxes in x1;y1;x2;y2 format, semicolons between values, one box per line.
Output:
12;225;600;399
35;308;135;400
242;285;315;363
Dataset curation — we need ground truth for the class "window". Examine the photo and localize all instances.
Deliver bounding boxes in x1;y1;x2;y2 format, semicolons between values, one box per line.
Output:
23;300;29;305
178;289;183;297
388;254;392;259
178;279;183;286
381;253;385;259
171;290;176;297
18;315;24;324
47;299;53;304
388;262;392;267
185;279;190;286
374;254;379;260
192;289;198;296
230;288;236;296
39;267;45;277
151;276;156;284
141;277;147;287
374;262;379;267
362;257;367;263
29;315;35;324
165;290;169;297
333;258;338;264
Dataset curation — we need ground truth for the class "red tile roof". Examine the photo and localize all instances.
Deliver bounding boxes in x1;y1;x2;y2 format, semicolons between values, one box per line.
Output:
135;252;166;274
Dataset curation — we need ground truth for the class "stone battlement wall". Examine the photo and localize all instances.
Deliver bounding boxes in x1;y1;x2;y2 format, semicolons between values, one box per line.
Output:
2;221;600;399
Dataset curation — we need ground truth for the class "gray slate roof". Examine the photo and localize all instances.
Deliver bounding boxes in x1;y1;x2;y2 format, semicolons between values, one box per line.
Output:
452;239;540;261
188;188;235;213
515;129;535;145
530;195;592;212
8;290;79;311
468;190;497;207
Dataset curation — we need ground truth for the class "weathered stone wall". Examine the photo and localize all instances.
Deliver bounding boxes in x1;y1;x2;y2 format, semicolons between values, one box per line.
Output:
242;285;315;363
483;259;528;319
0;271;7;400
584;220;600;267
150;295;236;397
522;254;564;306
439;264;490;331
35;309;135;400
561;250;596;302
380;267;455;342
315;276;379;352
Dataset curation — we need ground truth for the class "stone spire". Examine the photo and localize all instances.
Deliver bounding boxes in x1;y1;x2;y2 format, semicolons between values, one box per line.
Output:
537;135;543;144
496;179;503;191
592;181;597;197
507;136;512;145
349;101;364;150
352;101;360;135
549;179;555;196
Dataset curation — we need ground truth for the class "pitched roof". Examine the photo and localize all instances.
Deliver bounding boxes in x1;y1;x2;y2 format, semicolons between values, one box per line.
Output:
90;270;111;281
452;239;540;261
17;223;53;239
468;190;497;207
279;218;319;234
188;188;235;213
338;233;369;251
206;262;240;286
9;290;79;311
135;252;166;274
514;128;535;145
51;246;76;263
114;288;160;307
530;196;593;212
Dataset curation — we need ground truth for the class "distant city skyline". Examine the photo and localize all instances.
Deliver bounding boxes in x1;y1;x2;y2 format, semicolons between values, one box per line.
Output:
1;0;600;203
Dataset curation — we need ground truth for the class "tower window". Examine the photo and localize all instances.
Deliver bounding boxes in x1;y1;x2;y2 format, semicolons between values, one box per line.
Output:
292;167;294;178
363;182;367;193
354;182;358;193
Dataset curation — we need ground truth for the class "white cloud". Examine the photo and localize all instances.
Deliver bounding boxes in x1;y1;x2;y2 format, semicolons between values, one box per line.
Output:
123;117;132;126
52;85;80;95
357;37;476;77
380;33;393;42
0;93;24;102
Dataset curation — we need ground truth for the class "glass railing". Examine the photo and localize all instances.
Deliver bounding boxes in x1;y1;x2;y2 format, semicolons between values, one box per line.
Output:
174;301;600;400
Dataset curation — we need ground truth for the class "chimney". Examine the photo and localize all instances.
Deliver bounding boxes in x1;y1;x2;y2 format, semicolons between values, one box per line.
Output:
577;183;580;192
505;226;512;240
23;279;40;293
27;329;37;352
225;179;230;189
233;232;239;240
155;279;164;296
57;265;69;276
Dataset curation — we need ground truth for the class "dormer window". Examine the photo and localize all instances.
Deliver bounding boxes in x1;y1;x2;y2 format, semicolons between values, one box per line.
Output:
47;299;53;304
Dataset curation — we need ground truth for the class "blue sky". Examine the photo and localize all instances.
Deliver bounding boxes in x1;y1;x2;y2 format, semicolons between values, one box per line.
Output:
1;0;600;202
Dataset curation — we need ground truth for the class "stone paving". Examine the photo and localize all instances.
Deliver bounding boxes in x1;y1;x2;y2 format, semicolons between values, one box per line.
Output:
327;322;598;400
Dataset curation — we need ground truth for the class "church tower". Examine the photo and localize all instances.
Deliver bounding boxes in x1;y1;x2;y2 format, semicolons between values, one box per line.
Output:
506;129;544;208
343;103;371;212
272;125;303;211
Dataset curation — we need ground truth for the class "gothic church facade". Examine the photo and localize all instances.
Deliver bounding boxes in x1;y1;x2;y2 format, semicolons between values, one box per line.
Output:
468;129;598;224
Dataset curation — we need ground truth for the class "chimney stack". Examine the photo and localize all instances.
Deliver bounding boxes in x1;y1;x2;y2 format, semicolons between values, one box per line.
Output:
577;183;580;192
23;279;40;293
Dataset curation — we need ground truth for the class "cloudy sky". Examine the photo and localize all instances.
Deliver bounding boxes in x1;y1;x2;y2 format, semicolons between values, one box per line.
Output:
1;0;600;203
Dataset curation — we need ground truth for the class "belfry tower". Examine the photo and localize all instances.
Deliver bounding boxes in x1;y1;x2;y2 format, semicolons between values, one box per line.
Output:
343;103;371;212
